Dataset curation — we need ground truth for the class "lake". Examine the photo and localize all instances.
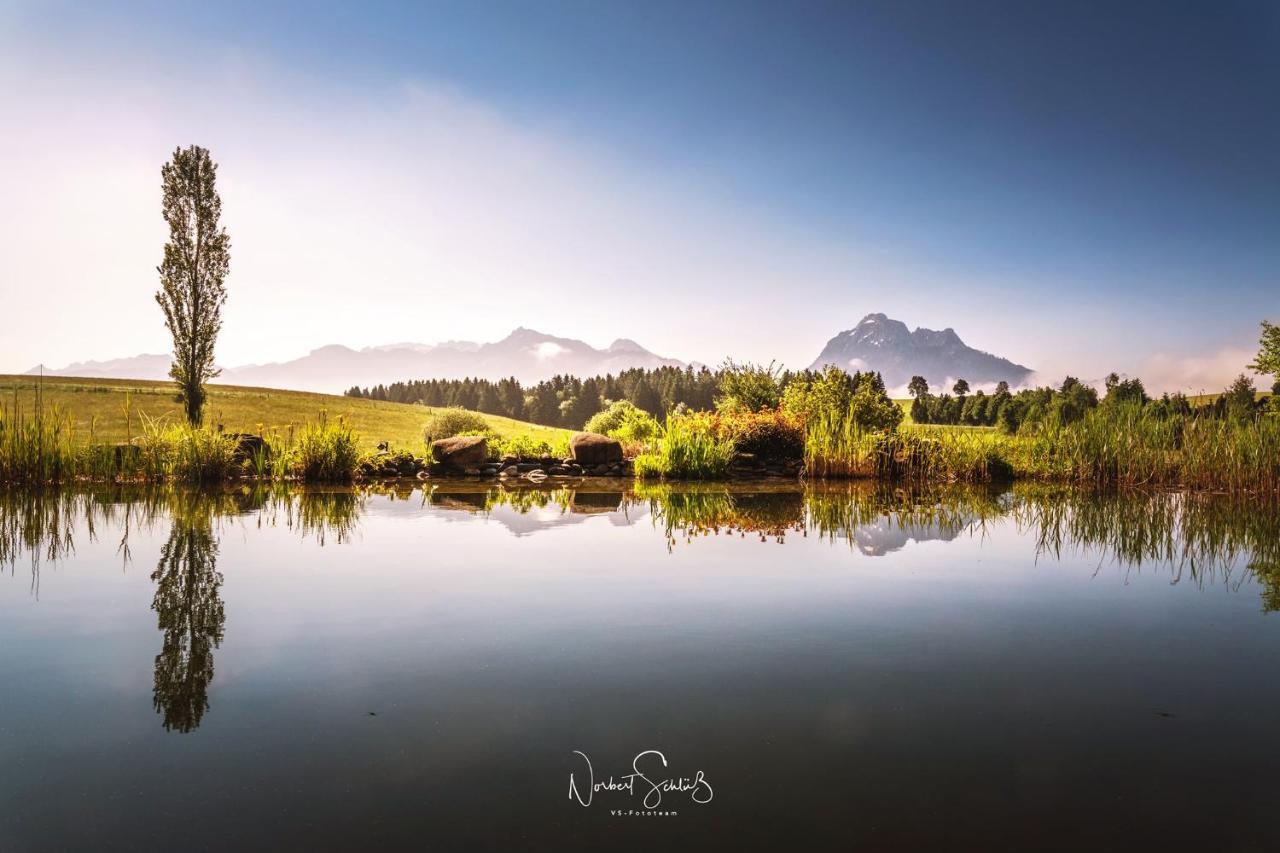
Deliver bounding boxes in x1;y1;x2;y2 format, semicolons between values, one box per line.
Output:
2;482;1279;851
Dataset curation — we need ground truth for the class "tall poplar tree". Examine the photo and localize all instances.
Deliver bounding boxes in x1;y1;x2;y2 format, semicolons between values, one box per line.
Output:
156;145;230;426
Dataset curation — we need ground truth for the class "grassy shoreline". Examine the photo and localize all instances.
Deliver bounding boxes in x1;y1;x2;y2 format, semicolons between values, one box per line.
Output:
3;375;1278;492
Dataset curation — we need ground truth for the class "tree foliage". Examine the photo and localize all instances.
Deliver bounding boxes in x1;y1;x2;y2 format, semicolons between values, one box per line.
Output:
1249;320;1280;377
714;360;784;413
156;145;230;426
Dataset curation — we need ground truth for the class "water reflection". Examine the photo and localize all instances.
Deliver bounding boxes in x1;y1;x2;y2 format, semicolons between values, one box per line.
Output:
151;494;223;732
2;482;1279;734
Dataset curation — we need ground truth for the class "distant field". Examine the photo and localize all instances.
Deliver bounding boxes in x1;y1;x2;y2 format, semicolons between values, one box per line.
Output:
0;375;570;451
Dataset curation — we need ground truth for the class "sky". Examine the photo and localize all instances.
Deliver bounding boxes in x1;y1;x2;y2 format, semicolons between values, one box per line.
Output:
1;0;1277;390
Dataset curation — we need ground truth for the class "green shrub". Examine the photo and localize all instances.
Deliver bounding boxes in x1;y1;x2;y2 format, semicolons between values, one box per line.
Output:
585;400;661;446
715;409;804;459
714;360;783;413
487;432;571;461
423;407;490;442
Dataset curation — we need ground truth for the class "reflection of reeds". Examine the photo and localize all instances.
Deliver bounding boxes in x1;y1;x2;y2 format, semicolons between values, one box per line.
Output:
1012;485;1280;593
6;482;1280;610
0;485;366;573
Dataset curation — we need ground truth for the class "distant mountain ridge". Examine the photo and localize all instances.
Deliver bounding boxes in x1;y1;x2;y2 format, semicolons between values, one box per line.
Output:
25;328;684;394
809;313;1032;391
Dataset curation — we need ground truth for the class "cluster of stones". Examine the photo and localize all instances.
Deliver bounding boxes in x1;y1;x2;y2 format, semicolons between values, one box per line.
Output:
730;452;803;479
414;432;632;480
358;450;427;479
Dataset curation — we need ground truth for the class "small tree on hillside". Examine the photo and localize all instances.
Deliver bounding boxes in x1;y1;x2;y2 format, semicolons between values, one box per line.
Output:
907;376;929;399
1225;374;1258;421
952;378;970;397
156;145;230;426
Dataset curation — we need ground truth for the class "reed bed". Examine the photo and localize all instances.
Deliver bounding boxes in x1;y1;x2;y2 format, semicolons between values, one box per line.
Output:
803;414;1012;483
1014;405;1280;491
287;414;361;482
0;398;364;484
634;413;736;480
803;402;1280;492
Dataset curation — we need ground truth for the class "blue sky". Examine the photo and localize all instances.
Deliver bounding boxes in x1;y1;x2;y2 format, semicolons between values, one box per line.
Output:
2;0;1277;388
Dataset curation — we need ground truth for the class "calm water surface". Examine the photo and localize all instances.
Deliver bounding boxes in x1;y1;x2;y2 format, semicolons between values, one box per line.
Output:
2;482;1279;851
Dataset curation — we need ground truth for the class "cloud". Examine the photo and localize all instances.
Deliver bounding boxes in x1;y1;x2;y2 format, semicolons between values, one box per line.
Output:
534;342;568;360
1138;346;1269;395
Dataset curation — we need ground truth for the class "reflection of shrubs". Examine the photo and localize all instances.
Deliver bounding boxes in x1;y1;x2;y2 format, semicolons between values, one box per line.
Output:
423;407;490;442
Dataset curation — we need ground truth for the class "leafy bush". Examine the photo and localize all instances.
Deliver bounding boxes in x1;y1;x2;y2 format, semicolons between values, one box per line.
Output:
714;360;783;413
585;400;660;446
711;409;804;459
487;432;572;461
783;366;902;433
423;407;491;442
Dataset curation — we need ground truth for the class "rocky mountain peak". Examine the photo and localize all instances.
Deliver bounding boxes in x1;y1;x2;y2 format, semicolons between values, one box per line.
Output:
810;313;1031;391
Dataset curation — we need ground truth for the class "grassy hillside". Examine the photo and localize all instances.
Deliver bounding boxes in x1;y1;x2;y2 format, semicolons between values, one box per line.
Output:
0;375;569;451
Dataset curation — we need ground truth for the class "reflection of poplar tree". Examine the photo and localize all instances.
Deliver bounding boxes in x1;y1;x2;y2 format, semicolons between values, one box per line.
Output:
1251;560;1280;613
151;511;224;733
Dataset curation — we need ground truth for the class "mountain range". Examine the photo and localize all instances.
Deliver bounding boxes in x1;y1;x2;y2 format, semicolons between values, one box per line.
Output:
25;328;685;393
26;314;1031;394
809;313;1032;391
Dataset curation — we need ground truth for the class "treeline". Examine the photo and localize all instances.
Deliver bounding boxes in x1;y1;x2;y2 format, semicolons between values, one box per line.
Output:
910;373;1276;432
346;366;723;429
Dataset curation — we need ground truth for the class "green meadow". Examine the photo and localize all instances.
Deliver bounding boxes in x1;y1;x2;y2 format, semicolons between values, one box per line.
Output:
0;375;569;452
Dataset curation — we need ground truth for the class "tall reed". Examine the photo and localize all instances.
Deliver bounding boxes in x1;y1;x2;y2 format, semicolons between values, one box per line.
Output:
286;413;361;482
634;413;736;479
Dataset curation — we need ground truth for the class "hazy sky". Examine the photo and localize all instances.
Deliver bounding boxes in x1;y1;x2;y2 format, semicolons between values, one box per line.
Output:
1;0;1277;389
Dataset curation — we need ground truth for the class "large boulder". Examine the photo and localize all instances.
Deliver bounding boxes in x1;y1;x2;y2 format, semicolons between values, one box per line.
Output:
431;435;488;469
570;432;623;466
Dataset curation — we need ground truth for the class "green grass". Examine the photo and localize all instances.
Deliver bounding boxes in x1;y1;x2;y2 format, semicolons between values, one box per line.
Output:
634;413;736;480
0;375;570;452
